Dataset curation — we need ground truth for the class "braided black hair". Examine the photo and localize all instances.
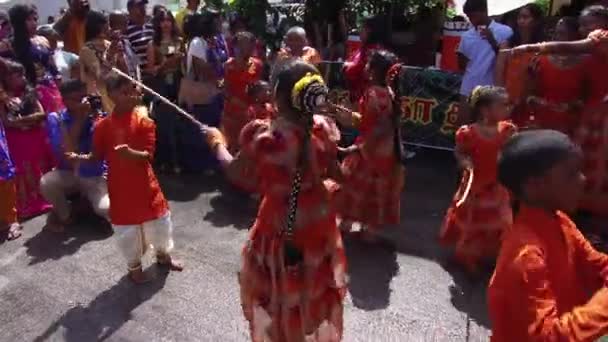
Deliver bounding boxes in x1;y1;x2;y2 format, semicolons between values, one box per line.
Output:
498;130;580;199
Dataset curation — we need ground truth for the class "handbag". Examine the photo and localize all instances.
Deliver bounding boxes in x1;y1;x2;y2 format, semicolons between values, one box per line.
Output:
178;76;221;107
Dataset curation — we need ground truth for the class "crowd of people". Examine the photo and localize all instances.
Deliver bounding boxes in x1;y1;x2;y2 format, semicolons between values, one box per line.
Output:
0;0;607;340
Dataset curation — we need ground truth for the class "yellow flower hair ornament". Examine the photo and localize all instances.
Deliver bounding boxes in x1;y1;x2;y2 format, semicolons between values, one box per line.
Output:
291;73;328;114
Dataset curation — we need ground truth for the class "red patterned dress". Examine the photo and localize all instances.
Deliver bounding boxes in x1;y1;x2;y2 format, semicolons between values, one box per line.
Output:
440;121;516;272
333;86;405;229
230;116;347;342
576;29;608;216
223;57;263;152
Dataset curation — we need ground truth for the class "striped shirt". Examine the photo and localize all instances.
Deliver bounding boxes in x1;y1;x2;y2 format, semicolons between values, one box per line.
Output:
126;20;154;68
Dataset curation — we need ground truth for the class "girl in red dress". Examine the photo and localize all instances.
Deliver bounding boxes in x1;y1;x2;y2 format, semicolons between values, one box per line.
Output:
526;17;586;135
223;31;263;153
332;50;405;238
440;86;517;274
511;5;608;217
205;61;347;341
343;16;385;102
247;80;276;121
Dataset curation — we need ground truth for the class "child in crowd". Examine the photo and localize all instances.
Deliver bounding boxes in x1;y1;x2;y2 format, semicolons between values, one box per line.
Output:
440;86;516;274
489;130;608;341
0;112;20;240
0;60;54;219
223;31;263;153
332;50;405;239
68;74;183;283
246;80;275;121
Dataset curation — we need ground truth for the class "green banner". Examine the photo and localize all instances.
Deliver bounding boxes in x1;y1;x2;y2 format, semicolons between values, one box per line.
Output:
394;66;462;150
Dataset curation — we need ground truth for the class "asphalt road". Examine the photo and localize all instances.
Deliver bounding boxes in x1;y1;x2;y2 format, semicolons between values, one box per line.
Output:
0;150;492;342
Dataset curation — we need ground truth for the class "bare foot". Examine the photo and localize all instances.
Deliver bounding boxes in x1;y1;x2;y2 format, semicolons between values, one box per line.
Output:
157;254;184;272
129;267;151;284
44;213;70;233
6;223;22;241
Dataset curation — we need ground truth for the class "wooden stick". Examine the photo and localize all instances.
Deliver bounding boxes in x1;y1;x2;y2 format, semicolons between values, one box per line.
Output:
110;67;208;130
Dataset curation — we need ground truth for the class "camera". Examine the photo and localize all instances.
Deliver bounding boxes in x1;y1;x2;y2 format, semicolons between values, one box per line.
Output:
85;95;103;115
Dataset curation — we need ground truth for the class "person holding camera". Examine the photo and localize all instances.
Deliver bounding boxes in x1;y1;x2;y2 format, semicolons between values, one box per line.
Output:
41;79;109;233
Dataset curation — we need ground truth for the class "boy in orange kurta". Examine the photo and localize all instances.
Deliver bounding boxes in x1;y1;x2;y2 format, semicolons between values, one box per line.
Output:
67;74;183;283
489;130;608;342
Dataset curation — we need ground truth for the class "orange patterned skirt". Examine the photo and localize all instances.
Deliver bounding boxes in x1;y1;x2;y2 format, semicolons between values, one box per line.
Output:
333;152;404;229
239;194;347;342
440;179;512;272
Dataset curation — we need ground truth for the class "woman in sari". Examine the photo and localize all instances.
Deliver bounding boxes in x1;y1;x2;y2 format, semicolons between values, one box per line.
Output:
79;11;127;114
181;11;228;173
0;60;53;219
510;5;608;223
495;3;545;127
526;17;586;135
3;5;63;113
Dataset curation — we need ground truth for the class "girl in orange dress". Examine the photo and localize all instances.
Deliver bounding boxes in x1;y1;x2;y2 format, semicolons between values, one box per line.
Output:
223;31;263;153
205;61;346;341
489;130;608;342
247;80;276;121
526;17;585;135
440;86;516;274
332;50;404;237
511;5;608;217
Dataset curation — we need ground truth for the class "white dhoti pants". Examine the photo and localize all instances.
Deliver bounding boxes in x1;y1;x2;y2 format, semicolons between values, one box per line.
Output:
113;212;174;268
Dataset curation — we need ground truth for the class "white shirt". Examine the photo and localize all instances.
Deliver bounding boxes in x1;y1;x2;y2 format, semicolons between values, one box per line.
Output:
458;20;513;96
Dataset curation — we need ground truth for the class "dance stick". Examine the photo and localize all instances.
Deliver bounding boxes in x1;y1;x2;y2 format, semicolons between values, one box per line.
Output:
456;168;474;208
110;67;209;131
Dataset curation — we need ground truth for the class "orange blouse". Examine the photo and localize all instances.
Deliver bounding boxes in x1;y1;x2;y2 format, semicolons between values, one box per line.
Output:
488;205;608;342
93;107;168;225
456;121;517;192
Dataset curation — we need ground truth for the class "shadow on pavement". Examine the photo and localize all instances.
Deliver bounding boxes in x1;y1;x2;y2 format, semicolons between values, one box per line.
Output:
203;185;256;230
158;173;221;202
24;214;112;266
33;268;169;342
344;233;399;311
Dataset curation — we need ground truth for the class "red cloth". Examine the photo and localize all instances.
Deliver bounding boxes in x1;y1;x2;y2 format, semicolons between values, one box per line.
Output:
247;103;276;121
344;44;382;102
93;108;168;225
533;56;585;135
223;57;263;152
489;205;608;342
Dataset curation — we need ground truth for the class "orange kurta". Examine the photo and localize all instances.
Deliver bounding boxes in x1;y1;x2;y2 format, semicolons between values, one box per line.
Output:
223;57;263;152
232;116;347;342
440;121;516;271
489;205;608;342
333;85;405;228
576;29;608;216
93;107;169;226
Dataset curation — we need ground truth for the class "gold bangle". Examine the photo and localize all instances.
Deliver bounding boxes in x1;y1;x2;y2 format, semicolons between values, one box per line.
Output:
207;130;227;150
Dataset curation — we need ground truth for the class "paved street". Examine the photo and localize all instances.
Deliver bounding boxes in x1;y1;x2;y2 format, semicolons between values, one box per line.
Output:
0;150;492;342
